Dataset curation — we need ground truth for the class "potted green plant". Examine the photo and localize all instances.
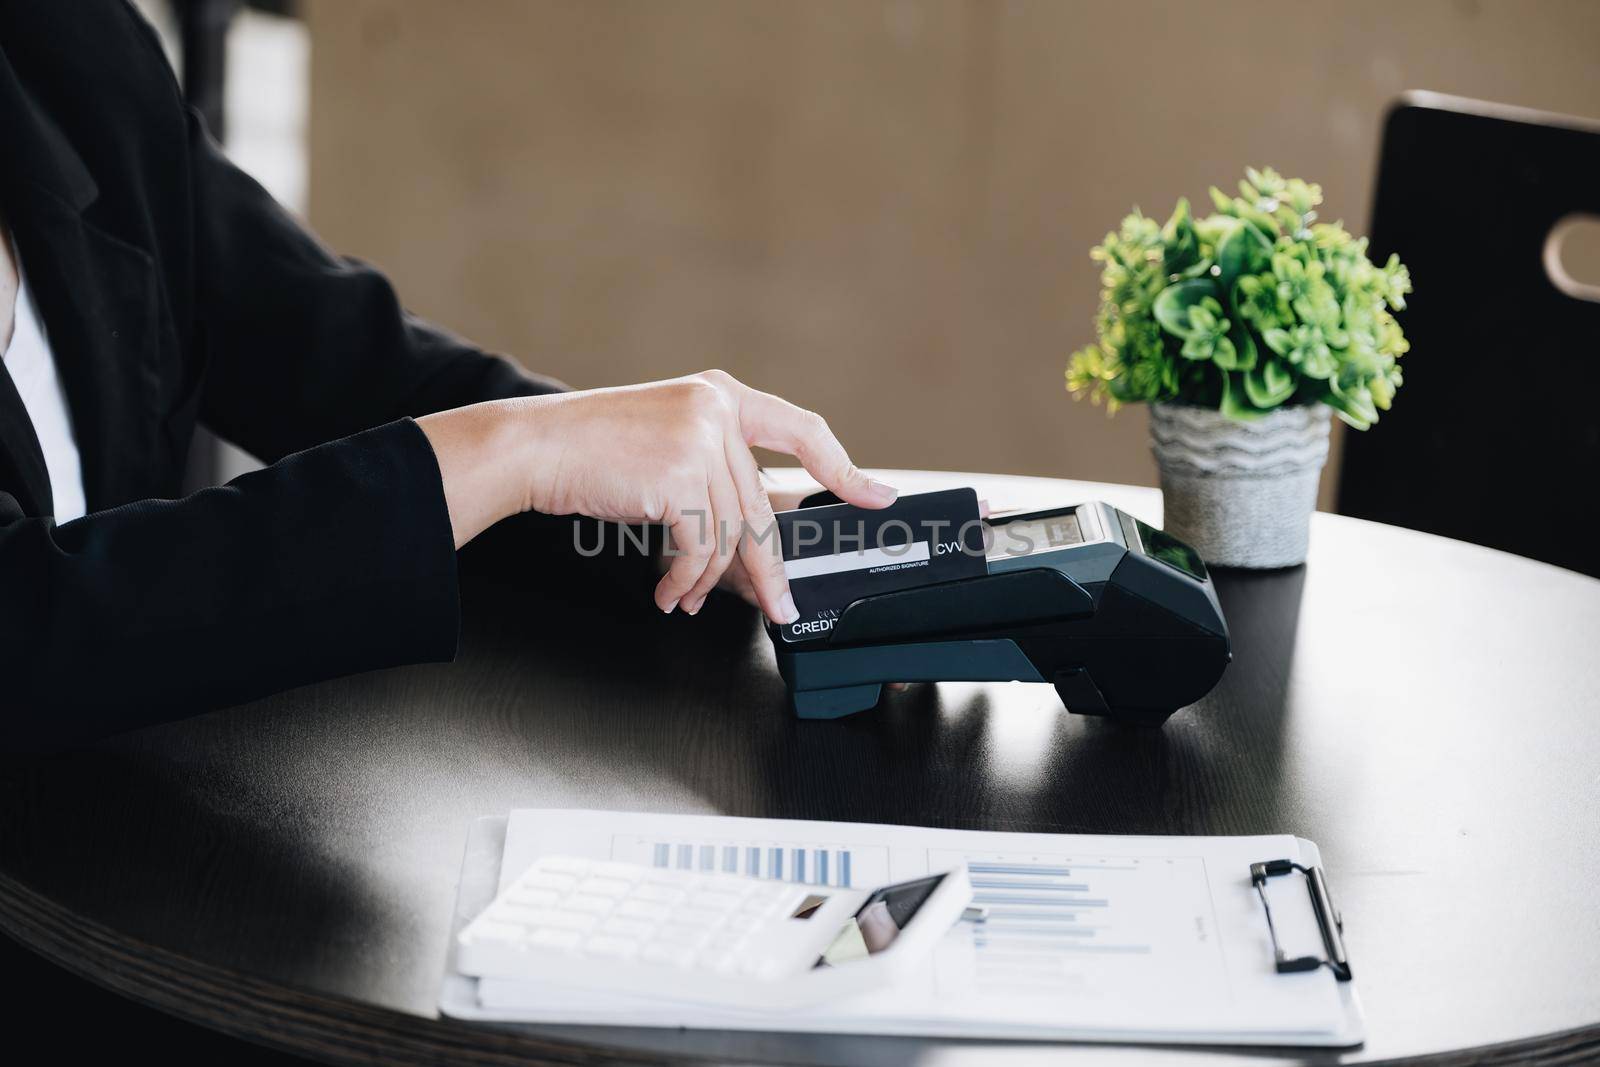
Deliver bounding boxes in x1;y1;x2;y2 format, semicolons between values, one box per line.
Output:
1066;167;1411;568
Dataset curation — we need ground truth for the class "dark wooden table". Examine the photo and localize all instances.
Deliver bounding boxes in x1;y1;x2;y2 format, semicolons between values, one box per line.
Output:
3;471;1598;1065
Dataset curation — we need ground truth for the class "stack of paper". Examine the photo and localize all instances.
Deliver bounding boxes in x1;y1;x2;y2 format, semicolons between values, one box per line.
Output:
440;810;1364;1048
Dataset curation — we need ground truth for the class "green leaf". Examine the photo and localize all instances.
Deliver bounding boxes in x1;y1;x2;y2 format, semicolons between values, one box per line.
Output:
1225;325;1258;371
1263;356;1293;395
1243;358;1296;408
1246;166;1285;197
1186;300;1221;333
1324;379;1378;429
1262;327;1292;356
1215;219;1272;289
1162;197;1201;276
1210;334;1240;368
1152;279;1219;337
1238;204;1282;238
1370;372;1396;410
1220;370;1267;420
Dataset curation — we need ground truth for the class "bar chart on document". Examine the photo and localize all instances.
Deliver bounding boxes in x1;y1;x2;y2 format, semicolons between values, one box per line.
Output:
926;848;1222;1006
614;833;891;889
608;829;1224;1003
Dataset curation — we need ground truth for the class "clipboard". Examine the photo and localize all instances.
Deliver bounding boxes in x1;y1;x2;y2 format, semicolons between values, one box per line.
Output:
440;811;1366;1048
1252;856;1351;981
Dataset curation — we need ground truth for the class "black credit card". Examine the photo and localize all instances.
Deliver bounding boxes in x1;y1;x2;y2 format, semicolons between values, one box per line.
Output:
774;488;988;643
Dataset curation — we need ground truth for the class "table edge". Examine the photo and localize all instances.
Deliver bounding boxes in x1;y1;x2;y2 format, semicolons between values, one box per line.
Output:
5;870;1598;1066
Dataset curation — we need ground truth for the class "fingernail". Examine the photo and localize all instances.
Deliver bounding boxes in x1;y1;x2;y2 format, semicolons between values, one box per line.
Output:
867;478;898;501
684;596;703;616
777;592;799;624
662;598;679;614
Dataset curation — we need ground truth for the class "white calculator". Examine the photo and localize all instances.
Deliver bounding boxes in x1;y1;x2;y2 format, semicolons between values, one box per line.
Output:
455;854;973;1010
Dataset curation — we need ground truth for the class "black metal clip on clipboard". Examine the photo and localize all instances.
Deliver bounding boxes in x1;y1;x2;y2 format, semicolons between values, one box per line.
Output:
1250;859;1352;981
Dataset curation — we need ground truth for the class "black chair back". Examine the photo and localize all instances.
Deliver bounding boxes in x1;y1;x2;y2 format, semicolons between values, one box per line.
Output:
1340;92;1600;577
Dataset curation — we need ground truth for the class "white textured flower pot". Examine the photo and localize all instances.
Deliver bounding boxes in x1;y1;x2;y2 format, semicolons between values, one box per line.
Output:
1149;403;1331;569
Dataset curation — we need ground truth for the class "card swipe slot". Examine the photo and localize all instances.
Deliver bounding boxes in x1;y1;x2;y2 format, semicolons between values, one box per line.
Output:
830;569;1096;645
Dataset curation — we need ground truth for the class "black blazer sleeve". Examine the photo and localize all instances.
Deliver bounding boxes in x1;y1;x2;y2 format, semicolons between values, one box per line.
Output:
178;108;659;599
185;111;560;461
0;6;658;750
0;419;459;751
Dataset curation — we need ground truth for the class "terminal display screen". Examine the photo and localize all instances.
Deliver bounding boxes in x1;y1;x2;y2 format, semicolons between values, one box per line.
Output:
1135;519;1208;580
987;513;1084;558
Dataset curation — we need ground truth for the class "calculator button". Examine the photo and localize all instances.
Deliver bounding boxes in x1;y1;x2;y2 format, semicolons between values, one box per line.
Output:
522;871;580;892
639;943;697;968
675;905;727;928
582;935;639;960
642;870;687;886
739;897;782;918
592;861;644;880
652;923;710;947
562;894;616;915
521;909;598;932
527;927;583;950
507;887;562;908
616;900;671;921
631;883;686;904
695;890;743;911
722;915;766;935
601;916;655;938
577;877;632;898
538;856;594;874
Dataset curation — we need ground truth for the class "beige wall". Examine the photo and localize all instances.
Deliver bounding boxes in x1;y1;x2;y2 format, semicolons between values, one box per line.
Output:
303;0;1600;507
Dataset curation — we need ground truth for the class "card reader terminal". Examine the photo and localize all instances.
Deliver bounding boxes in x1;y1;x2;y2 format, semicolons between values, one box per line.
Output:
767;496;1231;725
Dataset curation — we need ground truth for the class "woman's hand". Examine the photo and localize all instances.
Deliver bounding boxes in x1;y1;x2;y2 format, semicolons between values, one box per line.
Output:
418;370;897;623
683;481;812;608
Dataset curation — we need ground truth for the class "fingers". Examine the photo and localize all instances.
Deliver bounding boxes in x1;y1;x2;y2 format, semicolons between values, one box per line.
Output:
655;483;716;613
656;370;889;620
733;387;897;511
679;463;742;615
764;484;815;513
719;555;759;608
724;432;797;623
